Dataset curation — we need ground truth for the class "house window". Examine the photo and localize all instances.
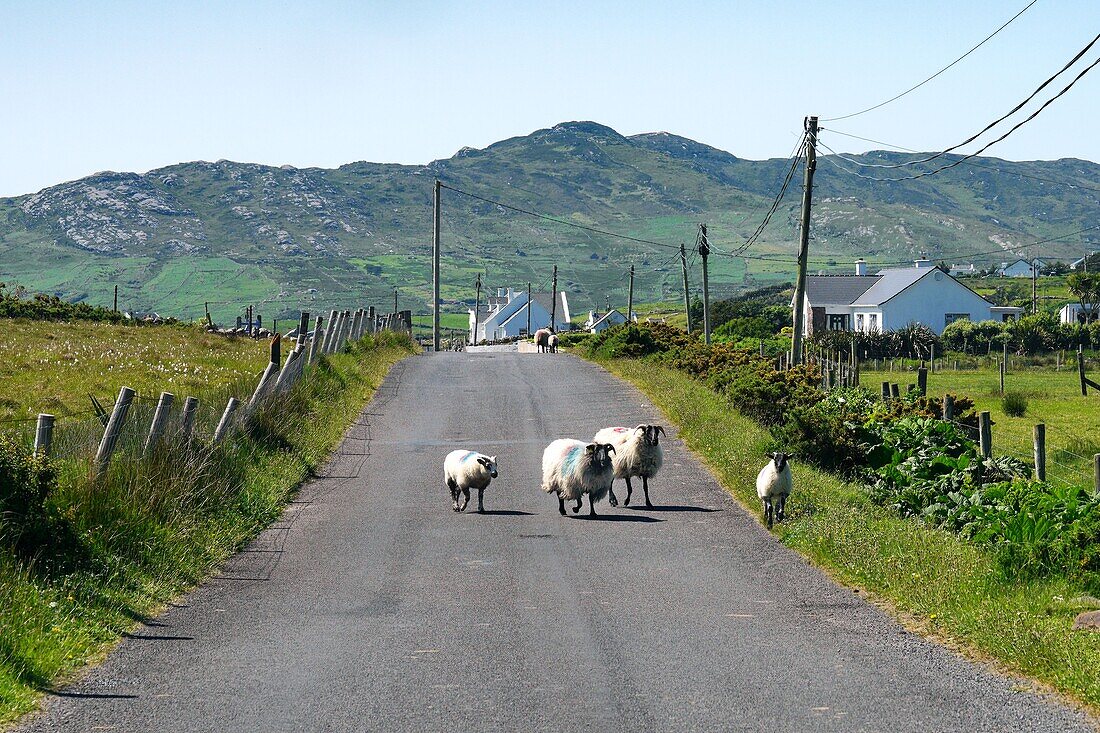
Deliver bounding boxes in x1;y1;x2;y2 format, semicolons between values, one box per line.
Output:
869;314;878;331
855;314;864;331
827;314;849;331
945;313;970;327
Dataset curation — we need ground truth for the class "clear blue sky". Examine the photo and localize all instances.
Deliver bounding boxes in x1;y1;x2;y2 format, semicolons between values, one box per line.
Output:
2;0;1098;197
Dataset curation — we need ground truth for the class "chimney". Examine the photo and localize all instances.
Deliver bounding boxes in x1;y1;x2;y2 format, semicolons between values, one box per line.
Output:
915;256;933;268
855;259;867;276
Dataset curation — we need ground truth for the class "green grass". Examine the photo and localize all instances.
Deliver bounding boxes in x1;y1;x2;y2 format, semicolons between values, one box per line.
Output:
594;358;1100;712
862;364;1100;489
0;331;417;724
0;319;271;421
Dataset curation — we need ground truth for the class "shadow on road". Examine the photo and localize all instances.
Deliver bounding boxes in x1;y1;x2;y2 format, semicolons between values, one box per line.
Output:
45;690;138;699
478;509;536;516
121;633;194;641
627;505;719;513
571;513;664;523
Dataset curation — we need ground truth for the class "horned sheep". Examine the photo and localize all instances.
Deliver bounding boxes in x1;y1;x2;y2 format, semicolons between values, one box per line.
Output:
593;424;664;507
541;439;616;516
444;450;498;513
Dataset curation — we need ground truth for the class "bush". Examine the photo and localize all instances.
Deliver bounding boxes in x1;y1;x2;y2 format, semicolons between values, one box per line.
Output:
1002;390;1029;417
0;437;60;557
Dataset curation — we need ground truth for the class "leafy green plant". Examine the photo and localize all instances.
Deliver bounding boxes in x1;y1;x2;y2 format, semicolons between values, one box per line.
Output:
1002;390;1028;417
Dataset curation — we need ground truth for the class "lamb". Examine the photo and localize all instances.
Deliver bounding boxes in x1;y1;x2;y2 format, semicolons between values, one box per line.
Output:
548;333;559;353
534;328;554;353
756;452;794;529
443;450;498;513
541;439;616;516
593;424;664;507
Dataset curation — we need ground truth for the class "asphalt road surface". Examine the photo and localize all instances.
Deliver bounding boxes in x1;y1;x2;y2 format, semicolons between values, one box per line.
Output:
21;352;1095;732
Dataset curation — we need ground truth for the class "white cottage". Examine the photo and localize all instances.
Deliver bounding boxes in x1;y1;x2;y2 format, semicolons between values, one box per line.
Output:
1060;302;1098;324
999;258;1043;278
797;260;1023;336
469;287;571;343
584;309;630;333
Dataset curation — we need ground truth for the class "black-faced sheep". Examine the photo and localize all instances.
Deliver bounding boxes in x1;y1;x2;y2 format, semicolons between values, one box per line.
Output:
593;425;664;507
444;450;498;513
541;439;616;516
756;452;793;528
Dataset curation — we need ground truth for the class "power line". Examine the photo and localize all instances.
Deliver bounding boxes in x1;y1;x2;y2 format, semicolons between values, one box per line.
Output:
822;0;1039;122
732;135;807;256
823;31;1100;175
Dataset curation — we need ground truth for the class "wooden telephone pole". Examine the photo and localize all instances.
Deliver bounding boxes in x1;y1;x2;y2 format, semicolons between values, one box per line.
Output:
1032;257;1038;314
627;265;635;324
550;265;558;331
432;180;441;352
680;242;692;334
526;281;532;335
472;273;482;345
699;224;711;344
791;115;818;365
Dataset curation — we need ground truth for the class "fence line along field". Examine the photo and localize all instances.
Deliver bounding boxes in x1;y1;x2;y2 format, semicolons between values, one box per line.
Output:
861;362;1100;489
0;319;270;421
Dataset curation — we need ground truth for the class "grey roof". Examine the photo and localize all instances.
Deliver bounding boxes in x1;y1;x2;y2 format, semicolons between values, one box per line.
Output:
852;268;931;306
804;276;880;306
531;291;569;323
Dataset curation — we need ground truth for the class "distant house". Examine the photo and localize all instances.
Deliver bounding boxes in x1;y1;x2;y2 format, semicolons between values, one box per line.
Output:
999;258;1043;278
584;309;630;333
949;263;977;277
1060;302;1098;324
469;287;571;342
796;259;1024;336
1070;252;1098;270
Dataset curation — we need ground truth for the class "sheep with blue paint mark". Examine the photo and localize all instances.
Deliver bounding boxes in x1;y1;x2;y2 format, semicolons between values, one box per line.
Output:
444;450;498;513
541;439;616;516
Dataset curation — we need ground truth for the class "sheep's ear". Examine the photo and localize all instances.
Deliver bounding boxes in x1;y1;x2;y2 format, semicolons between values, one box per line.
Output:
585;444;595;453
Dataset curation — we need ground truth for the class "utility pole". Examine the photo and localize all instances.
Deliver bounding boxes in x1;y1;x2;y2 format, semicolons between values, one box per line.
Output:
680;242;692;334
432;179;441;352
526;281;532;335
1032;257;1038;314
550;265;558;331
791;115;818;365
699;224;711;344
627;264;635;323
113;285;118;313
393;288;398;316
472;273;482;345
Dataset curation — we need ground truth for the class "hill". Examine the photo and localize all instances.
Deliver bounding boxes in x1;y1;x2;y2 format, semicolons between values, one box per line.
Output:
1;121;1097;321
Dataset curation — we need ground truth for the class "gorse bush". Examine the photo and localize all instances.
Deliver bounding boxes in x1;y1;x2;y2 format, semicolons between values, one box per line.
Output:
0;283;125;323
0;438;59;559
1002;390;1029;417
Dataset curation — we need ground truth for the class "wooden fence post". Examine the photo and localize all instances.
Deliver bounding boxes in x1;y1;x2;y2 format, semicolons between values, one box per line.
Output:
917;367;928;395
943;394;954;421
881;381;890;400
274;349;301;393
979;411;992;459
999;358;1006;395
296;311;310;352
180;396;199;440
323;310;340;353
143;391;175;456
34;414;55;457
368;306;376;334
1095;454;1100;495
95;386;136;474
309;316;324;363
890;383;900;399
1080;350;1089;396
248;362;279;410
213;397;240;444
1033;423;1046;481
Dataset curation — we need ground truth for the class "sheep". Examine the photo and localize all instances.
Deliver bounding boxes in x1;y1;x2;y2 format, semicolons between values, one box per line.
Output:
756;452;794;529
593;424;664;507
534;327;554;353
541;439;616;516
444;450;498;513
548;333;559;353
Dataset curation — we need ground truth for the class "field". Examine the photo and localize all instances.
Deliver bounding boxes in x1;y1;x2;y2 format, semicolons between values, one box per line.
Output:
0;319;270;421
861;363;1100;489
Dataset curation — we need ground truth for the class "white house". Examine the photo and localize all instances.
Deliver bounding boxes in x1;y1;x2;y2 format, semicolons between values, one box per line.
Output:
469;287;571;343
1060;302;1098;324
999;258;1043;278
1070;252;1098;270
797;259;1024;336
584;309;629;332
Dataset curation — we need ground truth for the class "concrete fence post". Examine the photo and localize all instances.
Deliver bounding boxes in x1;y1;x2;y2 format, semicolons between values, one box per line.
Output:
143;391;175;456
95;386;136;474
180;396;199;440
212;397;240;444
34;413;55;457
943;394;954;421
308;316;324;363
323;309;339;353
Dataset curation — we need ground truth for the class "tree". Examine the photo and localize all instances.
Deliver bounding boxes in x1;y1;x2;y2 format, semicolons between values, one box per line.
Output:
1067;272;1100;323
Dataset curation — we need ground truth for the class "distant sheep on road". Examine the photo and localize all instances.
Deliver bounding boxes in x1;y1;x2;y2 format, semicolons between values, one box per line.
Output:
534;328;554;353
444;450;498;513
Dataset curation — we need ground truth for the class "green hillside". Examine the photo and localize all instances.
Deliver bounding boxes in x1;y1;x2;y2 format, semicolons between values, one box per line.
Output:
1;121;1097;322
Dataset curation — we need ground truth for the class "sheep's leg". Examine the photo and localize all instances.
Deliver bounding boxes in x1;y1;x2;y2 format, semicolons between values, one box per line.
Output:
624;477;633;506
588;493;598;516
776;495;786;523
763;499;773;529
477;487;485;514
607;480;619;507
448;479;460;512
642;476;653;507
557;493;566;516
459;488;470;512
572;497;582;514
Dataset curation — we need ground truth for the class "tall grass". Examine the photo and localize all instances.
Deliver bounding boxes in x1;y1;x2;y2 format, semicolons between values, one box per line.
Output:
0;331;416;723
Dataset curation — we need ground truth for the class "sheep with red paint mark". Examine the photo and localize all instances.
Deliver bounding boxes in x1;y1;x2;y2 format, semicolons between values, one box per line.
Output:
593;424;665;507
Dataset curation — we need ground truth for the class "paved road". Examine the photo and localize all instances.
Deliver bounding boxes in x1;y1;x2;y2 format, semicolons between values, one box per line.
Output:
22;352;1095;732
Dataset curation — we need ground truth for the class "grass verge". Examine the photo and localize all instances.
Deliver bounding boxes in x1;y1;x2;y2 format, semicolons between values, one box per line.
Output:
0;332;417;725
596;357;1100;712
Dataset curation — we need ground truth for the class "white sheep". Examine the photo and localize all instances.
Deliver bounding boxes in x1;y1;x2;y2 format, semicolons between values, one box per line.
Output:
541;439;616;516
444;450;498;513
548;333;559;353
593;424;665;507
756;452;793;529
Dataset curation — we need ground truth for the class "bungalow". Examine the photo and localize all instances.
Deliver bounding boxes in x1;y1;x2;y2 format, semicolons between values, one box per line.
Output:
1060;302;1098;324
469;287;571;343
1070;252;1098;270
796;259;1024;337
584;309;630;333
999;258;1043;278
